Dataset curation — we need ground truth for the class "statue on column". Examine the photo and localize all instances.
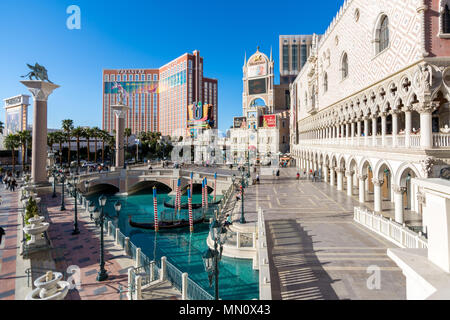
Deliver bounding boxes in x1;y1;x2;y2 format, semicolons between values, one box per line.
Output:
21;63;53;83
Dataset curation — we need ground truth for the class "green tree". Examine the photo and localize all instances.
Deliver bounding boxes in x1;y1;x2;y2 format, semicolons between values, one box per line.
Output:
82;127;94;162
124;128;132;160
91;127;101;163
17;130;32;172
72;127;84;170
62;119;74;164
4;134;20;172
54;131;65;165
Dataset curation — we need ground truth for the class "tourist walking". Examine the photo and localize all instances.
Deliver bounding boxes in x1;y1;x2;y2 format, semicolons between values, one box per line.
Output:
296;172;300;180
256;174;260;184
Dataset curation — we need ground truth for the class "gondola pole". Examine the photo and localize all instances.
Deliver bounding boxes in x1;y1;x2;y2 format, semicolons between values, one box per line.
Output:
188;187;193;233
213;172;217;202
190;171;194;195
204;177;208;210
201;179;205;217
176;178;181;215
153;186;159;232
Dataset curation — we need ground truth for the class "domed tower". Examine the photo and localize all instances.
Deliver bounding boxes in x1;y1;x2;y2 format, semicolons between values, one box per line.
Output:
242;47;275;122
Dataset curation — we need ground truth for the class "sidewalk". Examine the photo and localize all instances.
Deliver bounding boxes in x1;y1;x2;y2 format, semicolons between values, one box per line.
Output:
0;188;19;300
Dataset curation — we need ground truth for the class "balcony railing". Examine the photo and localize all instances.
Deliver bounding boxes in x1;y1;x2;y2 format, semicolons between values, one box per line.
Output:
295;133;450;149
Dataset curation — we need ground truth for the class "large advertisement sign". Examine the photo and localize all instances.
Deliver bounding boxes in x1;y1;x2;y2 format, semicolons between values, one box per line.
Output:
248;64;267;78
187;102;215;137
233;117;247;129
248;79;266;95
259;115;277;128
104;81;159;95
6;106;21;134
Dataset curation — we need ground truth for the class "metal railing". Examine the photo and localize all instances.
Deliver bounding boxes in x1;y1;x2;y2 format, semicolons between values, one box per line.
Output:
186;277;214;300
165;260;183;292
354;207;427;249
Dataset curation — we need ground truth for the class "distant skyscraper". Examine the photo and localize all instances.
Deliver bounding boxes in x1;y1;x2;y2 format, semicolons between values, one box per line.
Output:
102;50;218;137
279;35;314;84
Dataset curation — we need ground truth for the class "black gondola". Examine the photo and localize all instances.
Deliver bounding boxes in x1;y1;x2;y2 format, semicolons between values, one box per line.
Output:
163;199;222;209
128;215;205;230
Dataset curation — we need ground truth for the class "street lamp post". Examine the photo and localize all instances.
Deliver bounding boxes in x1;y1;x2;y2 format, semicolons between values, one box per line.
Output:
202;218;227;300
94;194;108;282
51;166;57;198
240;171;246;224
68;175;80;235
60;173;66;211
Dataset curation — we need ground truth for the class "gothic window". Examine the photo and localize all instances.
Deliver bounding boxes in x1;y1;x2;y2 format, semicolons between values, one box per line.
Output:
323;72;328;92
341;53;348;79
443;4;450;34
379;16;389;52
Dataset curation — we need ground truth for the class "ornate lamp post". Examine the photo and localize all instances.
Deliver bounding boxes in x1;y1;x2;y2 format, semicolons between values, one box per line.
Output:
202;219;227;300
50;165;58;198
59;173;66;211
240;171;246;224
68;175;80;235
93;194;108;282
114;200;122;226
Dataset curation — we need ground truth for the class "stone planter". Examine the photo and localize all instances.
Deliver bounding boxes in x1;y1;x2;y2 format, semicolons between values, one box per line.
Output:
26;272;70;300
23;217;49;247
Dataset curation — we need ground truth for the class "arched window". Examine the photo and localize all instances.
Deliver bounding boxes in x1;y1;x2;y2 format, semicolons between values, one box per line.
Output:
444;4;450;34
323;73;328;92
341;53;348;79
379;16;389;52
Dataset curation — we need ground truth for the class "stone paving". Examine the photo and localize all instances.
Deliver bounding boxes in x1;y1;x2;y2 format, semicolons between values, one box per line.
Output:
0;188;19;300
242;167;406;300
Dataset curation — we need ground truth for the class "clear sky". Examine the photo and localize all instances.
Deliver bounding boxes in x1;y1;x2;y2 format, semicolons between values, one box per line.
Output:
0;0;343;133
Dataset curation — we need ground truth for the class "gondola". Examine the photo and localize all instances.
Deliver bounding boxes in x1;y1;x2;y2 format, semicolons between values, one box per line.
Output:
163;199;222;209
128;215;205;230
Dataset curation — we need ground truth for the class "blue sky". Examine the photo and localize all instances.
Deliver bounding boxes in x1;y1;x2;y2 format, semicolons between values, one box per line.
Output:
0;0;342;133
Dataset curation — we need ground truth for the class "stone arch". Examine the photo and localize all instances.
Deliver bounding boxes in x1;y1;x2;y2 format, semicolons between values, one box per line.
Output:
395;162;422;187
373;160;394;181
347;157;358;174
248;97;267;109
358;158;373;175
85;183;119;196
373;12;390;54
128;180;172;195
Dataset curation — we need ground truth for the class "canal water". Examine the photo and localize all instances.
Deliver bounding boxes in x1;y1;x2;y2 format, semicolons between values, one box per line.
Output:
88;192;259;300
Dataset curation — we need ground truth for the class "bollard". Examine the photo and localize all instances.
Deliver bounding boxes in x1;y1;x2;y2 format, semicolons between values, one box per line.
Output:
124;237;130;256
135;248;141;268
127;268;133;300
150;262;154;282
115;229;119;245
182;273;188;300
160;256;167;281
135;276;142;300
108;221;112;236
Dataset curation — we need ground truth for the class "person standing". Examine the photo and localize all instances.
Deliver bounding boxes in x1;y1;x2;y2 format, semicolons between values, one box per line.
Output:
0;226;5;246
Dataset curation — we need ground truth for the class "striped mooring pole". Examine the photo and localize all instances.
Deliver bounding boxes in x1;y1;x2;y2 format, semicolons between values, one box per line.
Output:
214;172;217;201
204;177;208;209
153;186;159;232
188;187;193;233
176;178;181;214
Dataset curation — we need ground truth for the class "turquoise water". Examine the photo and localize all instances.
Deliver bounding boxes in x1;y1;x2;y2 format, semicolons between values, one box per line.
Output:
88;192;259;300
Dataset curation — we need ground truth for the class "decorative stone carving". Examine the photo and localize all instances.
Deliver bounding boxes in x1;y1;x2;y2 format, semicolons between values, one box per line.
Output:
417;191;426;206
420;157;435;178
357;174;368;181
392;184;407;194
372;178;384;187
345;170;354;177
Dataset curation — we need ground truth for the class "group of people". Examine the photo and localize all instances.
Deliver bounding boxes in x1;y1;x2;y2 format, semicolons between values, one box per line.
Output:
0;171;18;191
296;170;321;182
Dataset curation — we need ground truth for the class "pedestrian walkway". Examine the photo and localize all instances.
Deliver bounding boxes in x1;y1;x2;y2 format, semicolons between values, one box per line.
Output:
244;167;406;300
0;189;19;300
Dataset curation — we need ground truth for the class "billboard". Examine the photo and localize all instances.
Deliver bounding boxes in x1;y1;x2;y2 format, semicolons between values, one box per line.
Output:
259;115;277;128
187;102;215;137
104;81;159;96
248;64;267;78
248;79;266;95
6;106;22;134
233;117;247;129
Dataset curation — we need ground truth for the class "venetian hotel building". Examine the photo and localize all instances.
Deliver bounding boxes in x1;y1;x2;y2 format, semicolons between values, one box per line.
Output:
103;50;218;137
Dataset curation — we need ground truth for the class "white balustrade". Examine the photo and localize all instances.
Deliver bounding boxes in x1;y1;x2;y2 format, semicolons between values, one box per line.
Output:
433;133;450;148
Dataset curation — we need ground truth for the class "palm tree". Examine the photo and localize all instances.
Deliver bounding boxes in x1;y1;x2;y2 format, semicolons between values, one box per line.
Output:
124;128;132;160
54;131;65;165
72;127;84;170
47;132;57;150
82;127;93;162
100;130;109;164
17;130;32;173
62;119;74;165
91;127;101;163
4;134;20;172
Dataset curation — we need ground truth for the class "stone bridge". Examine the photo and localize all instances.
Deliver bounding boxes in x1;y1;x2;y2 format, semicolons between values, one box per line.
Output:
75;168;233;196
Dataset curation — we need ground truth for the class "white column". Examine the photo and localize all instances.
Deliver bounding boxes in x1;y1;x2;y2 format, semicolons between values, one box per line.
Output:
372;117;377;146
351;122;355;145
373;178;383;212
357;120;361;146
419;107;433;149
393;185;406;224
358;174;367;203
346;170;354;196
330;167;335;186
405;110;412;147
346;123;350;143
182;273;188;300
381;113;386;146
392;112;398;147
364;118;369;146
323;166;329;183
337;168;344;191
